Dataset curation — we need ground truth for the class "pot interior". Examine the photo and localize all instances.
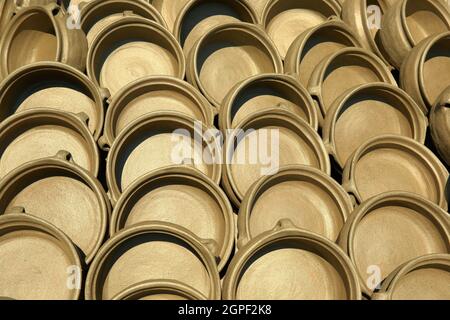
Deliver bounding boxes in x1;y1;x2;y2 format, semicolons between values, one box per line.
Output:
405;0;449;44
93;24;181;96
196;27;277;105
233;238;352;300
8;12;58;73
230;78;311;128
423;34;450;107
265;0;338;58
333;87;415;166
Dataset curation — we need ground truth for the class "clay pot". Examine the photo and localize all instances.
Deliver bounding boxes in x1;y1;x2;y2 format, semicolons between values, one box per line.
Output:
86;16;185;97
0;214;82;300
112;280;207;300
260;0;342;59
308;47;397;117
186;22;283;108
219;73;320;132
85;222;221;300
285;19;363;89
222;109;331;207
342;135;449;210
430;86;450;166
0;109;99;178
79;0;167;46
323;83;428;169
105;111;222;204
401;31;450;114
101;75;215;149
379;0;450;69
238;165;353;248
223;219;361;300
338;192;450;296
0;3;87;80
372;254;450;300
0;152;109;264
173;0;258;57
0;61;107;140
110;166;234;272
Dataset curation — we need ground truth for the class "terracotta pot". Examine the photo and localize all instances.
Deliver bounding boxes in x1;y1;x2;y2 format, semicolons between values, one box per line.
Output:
111;280;208;300
86;16;185;97
186;22;283;108
149;0;191;32
342;135;449;210
0;151;109;264
0;3;87;80
101;75;215;149
222;109;331;207
323;83;428;169
0;214;82;300
260;0;342;59
430;86;450;166
79;0;167;46
0;61;107;140
105;111;222;204
219;73;320;132
379;0;450;69
223;219;361;300
308;47;397;117
85;222;221;300
341;0;394;67
372;254;450;300
238;165;353;248
401;31;450;114
338;192;450;296
285;19;363;89
0;109;99;178
173;0;258;57
110;166;234;272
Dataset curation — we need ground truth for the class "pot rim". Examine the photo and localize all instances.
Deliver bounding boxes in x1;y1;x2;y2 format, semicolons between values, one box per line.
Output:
0;213;82;300
106;110;222;203
0;3;64;78
342;134;449;209
323;82;428;168
79;0;168;33
110;165;234;272
223;109;331;206
219;73;319;132
222;220;361;300
0;108;100;177
373;253;450;300
103;75;215;146
417;31;450;109
400;0;450;48
85;221;222;300
86;16;186;91
173;0;259;46
111;279;208;300
260;0;342;27
308;47;397;116
0;152;110;264
341;191;450;296
0;61;106;141
238;164;353;248
187;21;283;108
